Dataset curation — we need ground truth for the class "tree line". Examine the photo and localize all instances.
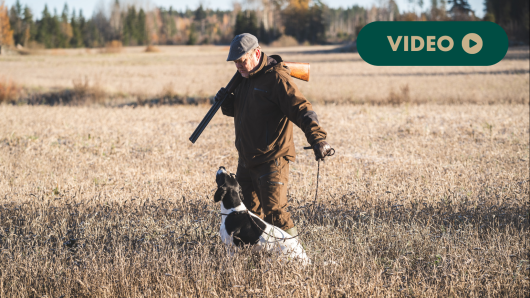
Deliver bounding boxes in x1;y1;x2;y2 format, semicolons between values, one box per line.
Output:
0;0;528;49
4;0;149;48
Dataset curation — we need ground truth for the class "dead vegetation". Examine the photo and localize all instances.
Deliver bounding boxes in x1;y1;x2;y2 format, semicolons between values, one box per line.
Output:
0;45;528;106
3;77;211;107
103;40;123;54
0;77;19;103
269;35;300;47
145;45;161;53
387;84;410;105
72;76;106;104
0;104;528;297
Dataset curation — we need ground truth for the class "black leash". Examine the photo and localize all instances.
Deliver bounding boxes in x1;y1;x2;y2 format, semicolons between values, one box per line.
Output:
314;160;320;204
303;146;335;205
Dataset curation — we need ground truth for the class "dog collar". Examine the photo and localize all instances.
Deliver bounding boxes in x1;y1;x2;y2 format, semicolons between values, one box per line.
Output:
219;210;248;216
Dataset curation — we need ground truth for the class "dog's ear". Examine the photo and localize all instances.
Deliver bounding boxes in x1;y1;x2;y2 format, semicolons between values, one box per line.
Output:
214;187;227;203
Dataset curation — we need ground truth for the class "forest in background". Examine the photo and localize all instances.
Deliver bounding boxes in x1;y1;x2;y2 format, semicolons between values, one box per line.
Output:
0;0;528;50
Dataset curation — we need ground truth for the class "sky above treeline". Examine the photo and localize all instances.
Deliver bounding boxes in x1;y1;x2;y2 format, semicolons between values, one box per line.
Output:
4;0;486;19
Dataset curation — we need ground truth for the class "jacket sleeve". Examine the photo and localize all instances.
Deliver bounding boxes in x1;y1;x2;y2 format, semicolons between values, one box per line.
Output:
275;73;327;146
220;93;235;117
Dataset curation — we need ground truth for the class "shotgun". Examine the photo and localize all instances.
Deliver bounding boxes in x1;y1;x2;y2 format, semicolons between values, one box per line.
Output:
188;61;310;144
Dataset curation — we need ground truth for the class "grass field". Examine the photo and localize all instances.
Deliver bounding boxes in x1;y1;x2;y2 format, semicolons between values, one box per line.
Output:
0;45;528;105
0;103;528;297
0;45;529;297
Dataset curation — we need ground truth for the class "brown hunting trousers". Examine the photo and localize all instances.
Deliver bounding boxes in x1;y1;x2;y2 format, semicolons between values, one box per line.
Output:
236;156;294;231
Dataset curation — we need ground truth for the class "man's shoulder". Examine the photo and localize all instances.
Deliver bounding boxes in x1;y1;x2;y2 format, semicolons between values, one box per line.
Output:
263;54;291;79
265;63;293;84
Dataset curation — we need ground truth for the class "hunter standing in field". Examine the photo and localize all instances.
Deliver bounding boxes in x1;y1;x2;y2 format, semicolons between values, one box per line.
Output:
215;33;333;237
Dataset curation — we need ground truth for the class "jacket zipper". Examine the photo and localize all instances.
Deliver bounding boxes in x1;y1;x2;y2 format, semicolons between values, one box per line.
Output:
236;79;252;152
236;79;253;151
238;79;253;126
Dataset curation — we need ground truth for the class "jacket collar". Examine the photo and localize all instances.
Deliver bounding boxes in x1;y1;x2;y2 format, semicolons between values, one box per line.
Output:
248;52;268;78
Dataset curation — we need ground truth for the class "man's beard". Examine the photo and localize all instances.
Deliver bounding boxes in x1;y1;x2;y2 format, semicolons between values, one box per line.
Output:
239;70;249;78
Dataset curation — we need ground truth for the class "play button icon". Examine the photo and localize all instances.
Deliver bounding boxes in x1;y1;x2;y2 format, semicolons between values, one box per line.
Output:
462;33;483;54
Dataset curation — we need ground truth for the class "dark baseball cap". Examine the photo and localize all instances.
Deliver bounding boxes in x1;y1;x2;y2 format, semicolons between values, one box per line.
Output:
227;33;259;61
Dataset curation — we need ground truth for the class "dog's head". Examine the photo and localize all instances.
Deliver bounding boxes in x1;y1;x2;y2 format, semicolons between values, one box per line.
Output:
214;166;243;210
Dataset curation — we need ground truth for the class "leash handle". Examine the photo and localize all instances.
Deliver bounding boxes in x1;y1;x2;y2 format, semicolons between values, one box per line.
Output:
303;146;336;158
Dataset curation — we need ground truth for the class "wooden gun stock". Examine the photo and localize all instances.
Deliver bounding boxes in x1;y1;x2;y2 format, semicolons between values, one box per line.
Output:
189;60;310;143
284;62;310;82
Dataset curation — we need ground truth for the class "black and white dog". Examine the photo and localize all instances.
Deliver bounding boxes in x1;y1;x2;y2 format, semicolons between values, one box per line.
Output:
214;166;310;265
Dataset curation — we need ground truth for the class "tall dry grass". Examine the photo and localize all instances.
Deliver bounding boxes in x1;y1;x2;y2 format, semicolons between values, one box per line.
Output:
0;104;528;297
0;77;19;103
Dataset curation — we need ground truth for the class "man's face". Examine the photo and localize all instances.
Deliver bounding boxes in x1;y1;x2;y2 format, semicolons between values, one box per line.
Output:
233;48;261;78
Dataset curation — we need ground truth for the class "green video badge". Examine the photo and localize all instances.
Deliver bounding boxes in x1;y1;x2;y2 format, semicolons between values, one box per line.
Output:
357;22;508;66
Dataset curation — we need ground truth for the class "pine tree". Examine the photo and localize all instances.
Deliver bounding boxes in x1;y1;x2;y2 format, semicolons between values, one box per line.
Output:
137;8;147;45
194;5;206;21
484;0;529;43
187;23;197;45
22;5;34;46
8;0;23;45
447;0;473;20
78;9;88;47
49;7;61;47
234;11;258;37
122;6;137;46
282;0;326;44
36;5;52;47
91;10;110;47
70;9;82;47
307;2;325;44
59;3;71;47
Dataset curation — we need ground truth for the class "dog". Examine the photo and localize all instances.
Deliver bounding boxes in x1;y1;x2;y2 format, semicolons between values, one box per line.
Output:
214;166;310;265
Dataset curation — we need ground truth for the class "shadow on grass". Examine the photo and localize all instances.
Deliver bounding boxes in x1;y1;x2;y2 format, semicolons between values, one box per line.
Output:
11;89;214;107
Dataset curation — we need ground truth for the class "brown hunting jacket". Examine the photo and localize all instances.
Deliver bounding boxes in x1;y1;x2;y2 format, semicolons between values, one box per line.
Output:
221;53;327;168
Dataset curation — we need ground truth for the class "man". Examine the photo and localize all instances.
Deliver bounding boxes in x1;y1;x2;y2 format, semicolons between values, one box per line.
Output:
215;33;333;237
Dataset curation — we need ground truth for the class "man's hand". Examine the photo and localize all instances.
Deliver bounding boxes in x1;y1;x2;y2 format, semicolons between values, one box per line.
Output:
215;87;229;103
312;141;334;161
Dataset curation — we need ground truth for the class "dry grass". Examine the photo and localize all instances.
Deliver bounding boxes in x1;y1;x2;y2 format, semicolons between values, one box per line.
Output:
0;45;527;105
145;45;161;53
387;84;410;105
103;40;123;54
269;35;300;47
0;104;528;297
0;77;19;103
72;76;106;104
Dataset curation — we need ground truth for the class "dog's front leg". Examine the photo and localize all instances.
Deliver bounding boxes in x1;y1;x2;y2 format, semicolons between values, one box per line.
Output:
251;242;264;253
226;232;239;257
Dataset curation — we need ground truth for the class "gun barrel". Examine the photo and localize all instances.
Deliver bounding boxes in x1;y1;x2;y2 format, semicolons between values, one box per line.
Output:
189;101;221;143
189;72;243;143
